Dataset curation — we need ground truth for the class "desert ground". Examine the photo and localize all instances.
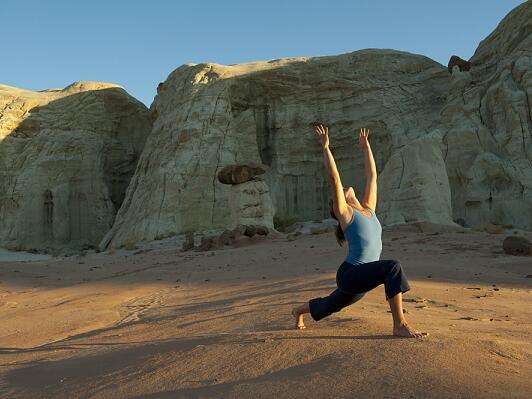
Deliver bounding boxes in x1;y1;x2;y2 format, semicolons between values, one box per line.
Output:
0;226;531;399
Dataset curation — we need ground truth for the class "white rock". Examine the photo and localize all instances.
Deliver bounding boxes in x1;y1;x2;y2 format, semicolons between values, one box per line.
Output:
0;82;151;252
103;49;449;248
228;179;274;229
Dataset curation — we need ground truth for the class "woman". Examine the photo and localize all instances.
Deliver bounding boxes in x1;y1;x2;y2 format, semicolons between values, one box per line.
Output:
291;124;428;338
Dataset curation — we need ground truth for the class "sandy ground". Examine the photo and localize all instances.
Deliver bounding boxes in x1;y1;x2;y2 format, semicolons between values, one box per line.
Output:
0;226;531;399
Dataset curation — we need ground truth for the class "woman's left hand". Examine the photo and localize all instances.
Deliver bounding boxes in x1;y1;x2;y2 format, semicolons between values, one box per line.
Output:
356;127;370;150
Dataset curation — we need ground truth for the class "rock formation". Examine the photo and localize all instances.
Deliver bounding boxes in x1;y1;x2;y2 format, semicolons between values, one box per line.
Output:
447;55;471;74
439;1;532;229
217;164;267;185
377;130;453;225
226;178;275;230
102;49;450;248
0;82;151;252
4;2;531;253
103;0;532;249
215;163;274;230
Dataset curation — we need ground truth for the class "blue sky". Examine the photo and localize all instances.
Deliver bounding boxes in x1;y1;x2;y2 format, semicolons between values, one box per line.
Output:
1;0;525;107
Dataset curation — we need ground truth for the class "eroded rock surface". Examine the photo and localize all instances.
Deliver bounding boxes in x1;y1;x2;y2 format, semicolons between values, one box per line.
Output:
439;1;532;229
0;82;151;251
103;49;449;248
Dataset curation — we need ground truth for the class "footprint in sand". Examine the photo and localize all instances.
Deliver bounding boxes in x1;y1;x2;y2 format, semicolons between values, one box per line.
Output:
474;293;494;299
487;341;524;360
404;297;427;305
119;292;166;324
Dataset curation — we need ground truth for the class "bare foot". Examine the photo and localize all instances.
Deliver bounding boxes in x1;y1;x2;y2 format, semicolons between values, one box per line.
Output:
393;323;428;338
291;307;306;330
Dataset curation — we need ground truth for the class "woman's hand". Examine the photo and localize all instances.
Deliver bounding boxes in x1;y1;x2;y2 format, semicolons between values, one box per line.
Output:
356;127;370;150
314;123;330;149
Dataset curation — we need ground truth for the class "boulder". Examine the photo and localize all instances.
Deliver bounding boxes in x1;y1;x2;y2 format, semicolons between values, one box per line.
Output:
447;55;471;73
242;224;269;237
254;225;270;235
195;235;219;252
218;229;237;246
243;225;257;237
217;164;267;185
232;224;247;236
502;236;532;256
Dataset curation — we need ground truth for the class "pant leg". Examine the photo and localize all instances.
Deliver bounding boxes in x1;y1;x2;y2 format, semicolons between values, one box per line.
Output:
337;259;411;301
308;288;366;322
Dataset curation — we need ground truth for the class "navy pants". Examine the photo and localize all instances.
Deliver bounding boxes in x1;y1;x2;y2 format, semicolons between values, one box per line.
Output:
309;259;411;322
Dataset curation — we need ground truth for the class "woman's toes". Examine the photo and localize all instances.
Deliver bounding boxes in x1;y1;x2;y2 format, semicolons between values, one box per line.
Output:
393;323;428;338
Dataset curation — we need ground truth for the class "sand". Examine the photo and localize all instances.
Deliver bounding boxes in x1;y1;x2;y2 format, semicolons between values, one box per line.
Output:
0;226;531;398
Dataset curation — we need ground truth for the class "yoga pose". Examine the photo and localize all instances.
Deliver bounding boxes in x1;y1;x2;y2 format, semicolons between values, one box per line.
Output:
291;124;428;338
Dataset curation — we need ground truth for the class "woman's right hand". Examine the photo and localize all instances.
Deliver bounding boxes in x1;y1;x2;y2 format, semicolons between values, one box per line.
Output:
314;123;330;148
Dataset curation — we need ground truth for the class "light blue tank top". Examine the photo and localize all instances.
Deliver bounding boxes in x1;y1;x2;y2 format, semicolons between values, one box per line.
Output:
343;205;382;265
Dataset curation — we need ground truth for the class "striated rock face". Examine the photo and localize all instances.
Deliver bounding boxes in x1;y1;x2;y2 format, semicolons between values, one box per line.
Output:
102;49;449;248
65;2;531;250
378;130;453;225
439;1;532;229
227;178;275;230
0;82;151;251
217;164;274;230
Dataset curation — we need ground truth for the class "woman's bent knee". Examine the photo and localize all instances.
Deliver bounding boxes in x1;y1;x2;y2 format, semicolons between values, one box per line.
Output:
386;259;402;273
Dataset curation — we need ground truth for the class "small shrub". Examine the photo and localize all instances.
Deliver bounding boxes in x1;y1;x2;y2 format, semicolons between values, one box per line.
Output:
124;241;138;250
274;215;299;232
14;244;26;251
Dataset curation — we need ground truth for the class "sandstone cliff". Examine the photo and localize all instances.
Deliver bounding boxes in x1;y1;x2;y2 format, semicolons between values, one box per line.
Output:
102;50;449;248
0;82;151;252
102;2;532;249
439;1;532;228
4;3;530;253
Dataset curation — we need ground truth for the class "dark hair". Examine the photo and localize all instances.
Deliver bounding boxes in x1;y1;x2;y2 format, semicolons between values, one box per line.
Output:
329;198;346;247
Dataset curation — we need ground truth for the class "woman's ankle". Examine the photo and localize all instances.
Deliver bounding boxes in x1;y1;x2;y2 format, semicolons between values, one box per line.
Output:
393;319;408;328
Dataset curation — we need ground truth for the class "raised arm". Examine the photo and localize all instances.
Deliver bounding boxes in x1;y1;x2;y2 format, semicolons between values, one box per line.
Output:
314;124;349;218
357;127;378;211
